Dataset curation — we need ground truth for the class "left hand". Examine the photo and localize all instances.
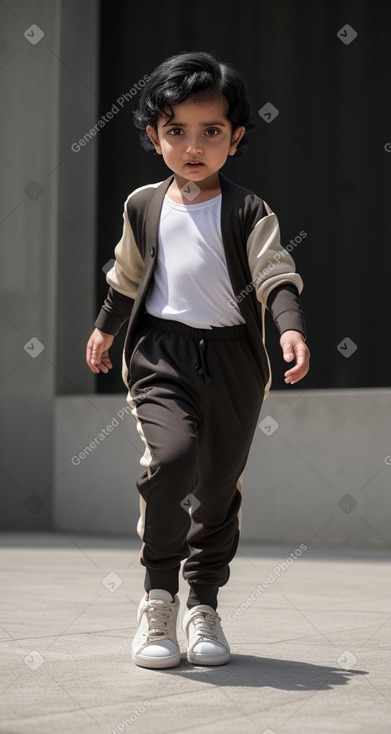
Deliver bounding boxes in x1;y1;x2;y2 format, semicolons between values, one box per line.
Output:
280;330;310;384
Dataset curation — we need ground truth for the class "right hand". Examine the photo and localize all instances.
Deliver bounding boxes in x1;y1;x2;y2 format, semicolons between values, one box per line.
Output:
86;328;114;374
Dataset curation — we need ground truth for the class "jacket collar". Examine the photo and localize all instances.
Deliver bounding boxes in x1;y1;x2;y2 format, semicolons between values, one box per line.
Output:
143;175;174;255
145;171;234;228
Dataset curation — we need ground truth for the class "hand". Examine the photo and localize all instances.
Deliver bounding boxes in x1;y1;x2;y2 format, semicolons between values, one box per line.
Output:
280;330;310;384
86;328;114;374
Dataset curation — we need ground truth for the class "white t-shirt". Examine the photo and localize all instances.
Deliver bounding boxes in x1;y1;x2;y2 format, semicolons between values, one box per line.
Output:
145;193;245;329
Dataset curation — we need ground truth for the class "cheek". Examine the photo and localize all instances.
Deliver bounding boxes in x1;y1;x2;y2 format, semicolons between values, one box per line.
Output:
159;141;174;157
209;134;231;149
211;140;232;158
161;138;181;153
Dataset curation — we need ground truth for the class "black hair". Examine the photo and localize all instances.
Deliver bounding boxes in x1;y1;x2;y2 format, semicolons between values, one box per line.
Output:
133;50;256;157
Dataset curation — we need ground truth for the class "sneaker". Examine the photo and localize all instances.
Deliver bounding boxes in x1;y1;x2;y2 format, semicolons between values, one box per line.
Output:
182;604;230;666
131;589;181;669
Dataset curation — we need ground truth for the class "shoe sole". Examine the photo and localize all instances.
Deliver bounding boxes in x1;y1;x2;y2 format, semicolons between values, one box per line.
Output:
132;650;181;669
187;651;230;666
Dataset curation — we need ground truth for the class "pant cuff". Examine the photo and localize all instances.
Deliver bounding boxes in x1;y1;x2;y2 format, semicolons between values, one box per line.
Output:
187;584;219;610
144;567;180;597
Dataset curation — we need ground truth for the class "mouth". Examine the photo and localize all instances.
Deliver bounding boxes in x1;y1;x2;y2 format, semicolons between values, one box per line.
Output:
185;161;204;169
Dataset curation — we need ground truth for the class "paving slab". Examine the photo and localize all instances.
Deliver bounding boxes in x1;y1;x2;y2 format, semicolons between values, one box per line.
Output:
0;533;390;734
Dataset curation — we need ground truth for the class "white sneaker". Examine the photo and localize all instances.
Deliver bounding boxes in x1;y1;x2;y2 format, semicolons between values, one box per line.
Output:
131;589;181;669
182;604;230;666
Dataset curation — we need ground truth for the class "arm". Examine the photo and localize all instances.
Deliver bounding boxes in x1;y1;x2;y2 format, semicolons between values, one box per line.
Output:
86;197;144;374
247;202;310;383
266;284;310;384
94;197;144;334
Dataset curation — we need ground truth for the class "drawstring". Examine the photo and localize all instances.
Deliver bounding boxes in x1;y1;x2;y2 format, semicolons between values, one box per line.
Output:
140;313;249;386
194;338;211;384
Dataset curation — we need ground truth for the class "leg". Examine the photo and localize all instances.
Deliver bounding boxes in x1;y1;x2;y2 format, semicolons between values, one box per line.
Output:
182;337;265;609
128;326;204;597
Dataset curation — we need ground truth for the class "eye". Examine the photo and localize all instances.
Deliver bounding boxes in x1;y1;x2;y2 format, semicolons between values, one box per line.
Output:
205;128;220;136
167;127;183;136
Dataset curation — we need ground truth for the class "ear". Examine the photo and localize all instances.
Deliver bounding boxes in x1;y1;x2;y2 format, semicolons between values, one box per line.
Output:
146;125;162;155
228;125;245;156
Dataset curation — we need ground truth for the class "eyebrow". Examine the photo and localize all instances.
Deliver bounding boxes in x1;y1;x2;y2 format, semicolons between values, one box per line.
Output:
162;120;227;127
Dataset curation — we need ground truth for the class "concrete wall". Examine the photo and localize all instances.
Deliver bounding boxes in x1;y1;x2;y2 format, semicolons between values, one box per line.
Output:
0;0;97;530
53;389;391;547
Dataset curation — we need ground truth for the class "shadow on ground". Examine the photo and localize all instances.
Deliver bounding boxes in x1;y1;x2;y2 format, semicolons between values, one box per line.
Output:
154;654;367;691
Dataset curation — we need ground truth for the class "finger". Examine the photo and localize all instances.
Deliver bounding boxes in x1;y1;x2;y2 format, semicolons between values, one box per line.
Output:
86;342;99;373
86;340;92;362
92;355;110;373
285;368;305;383
292;352;306;369
285;354;308;375
281;341;295;362
101;352;113;365
90;344;103;366
284;358;310;383
100;354;112;370
284;346;310;383
88;350;107;374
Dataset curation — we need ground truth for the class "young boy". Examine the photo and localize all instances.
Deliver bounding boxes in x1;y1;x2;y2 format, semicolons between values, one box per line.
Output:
86;51;310;669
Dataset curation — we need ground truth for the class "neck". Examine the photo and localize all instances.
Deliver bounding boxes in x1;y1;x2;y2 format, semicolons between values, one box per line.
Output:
167;171;221;204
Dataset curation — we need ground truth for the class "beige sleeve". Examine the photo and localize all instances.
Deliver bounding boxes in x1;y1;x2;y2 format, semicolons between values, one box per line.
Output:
105;198;144;299
246;200;303;307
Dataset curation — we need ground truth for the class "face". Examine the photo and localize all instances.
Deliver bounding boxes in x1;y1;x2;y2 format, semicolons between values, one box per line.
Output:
146;93;245;189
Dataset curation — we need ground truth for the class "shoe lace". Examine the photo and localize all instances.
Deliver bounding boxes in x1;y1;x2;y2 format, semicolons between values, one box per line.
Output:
144;601;172;640
192;611;219;641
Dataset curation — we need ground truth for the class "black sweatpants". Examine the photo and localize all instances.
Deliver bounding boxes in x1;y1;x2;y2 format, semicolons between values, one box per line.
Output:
128;312;265;610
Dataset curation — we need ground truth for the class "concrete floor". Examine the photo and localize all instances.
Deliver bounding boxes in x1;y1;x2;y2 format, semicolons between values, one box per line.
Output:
0;533;390;734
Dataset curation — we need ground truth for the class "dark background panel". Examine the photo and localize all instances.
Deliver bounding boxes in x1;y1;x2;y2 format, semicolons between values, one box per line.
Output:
96;0;391;392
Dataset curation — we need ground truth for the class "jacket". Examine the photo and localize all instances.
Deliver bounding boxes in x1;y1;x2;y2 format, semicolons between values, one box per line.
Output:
94;171;306;398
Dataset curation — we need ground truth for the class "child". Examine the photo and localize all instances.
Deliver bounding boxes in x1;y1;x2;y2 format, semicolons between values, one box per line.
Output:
86;51;310;669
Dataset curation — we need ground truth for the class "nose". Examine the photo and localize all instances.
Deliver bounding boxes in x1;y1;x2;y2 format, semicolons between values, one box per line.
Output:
186;140;203;155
